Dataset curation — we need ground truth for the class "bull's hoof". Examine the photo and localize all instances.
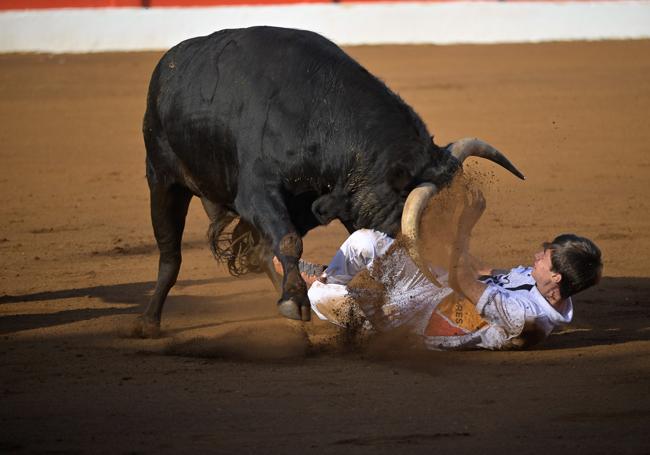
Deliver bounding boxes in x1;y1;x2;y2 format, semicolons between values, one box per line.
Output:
278;299;311;322
131;315;161;338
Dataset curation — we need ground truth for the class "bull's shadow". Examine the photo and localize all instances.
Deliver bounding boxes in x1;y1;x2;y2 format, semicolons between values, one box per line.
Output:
0;277;237;335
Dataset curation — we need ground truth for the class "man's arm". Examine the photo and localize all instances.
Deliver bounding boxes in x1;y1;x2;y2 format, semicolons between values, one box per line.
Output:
448;189;488;305
463;252;508;278
452;251;488;305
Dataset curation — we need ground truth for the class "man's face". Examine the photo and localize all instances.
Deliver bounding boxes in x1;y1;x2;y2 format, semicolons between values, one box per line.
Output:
531;248;559;291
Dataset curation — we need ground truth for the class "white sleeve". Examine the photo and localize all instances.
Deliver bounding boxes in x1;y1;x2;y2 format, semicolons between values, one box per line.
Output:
478;326;512;350
475;285;527;339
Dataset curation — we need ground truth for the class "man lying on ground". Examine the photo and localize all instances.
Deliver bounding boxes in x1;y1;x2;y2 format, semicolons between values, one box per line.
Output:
277;189;603;350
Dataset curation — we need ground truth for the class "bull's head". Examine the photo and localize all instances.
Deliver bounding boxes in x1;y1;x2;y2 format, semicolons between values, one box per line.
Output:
401;138;525;286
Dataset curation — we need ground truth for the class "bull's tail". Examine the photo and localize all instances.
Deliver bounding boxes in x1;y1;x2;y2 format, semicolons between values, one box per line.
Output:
207;217;264;277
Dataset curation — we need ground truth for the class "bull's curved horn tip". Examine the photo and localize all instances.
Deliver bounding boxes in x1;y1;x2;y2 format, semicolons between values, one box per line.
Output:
451;138;525;181
514;168;526;180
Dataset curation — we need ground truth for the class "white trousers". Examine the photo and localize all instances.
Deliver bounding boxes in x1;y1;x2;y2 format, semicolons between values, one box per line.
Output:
308;229;452;332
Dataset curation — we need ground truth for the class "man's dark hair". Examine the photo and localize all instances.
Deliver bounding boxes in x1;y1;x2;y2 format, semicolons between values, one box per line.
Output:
544;234;603;299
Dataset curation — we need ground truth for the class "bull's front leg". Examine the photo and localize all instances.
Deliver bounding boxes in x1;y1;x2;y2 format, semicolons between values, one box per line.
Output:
275;231;310;321
235;188;311;321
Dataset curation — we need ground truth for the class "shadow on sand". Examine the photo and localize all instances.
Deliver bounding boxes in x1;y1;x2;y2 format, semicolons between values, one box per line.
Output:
1;276;648;350
0;277;232;306
539;276;650;349
0;277;237;335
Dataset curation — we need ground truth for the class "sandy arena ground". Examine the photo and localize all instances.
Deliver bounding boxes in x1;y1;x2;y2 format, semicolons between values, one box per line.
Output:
1;40;649;454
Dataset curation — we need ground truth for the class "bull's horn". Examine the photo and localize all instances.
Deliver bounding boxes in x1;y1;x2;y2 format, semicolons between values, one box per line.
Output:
449;138;525;180
401;183;443;287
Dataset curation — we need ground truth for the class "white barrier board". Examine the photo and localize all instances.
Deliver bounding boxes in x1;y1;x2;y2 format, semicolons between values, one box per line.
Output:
1;1;649;53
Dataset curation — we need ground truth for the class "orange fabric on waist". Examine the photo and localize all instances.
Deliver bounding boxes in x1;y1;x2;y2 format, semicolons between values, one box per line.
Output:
424;293;488;337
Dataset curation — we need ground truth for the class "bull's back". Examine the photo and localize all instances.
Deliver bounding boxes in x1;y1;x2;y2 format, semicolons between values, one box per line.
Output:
145;28;352;199
145;27;428;203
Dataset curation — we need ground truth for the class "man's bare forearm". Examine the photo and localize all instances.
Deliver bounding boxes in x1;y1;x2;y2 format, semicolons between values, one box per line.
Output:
464;252;510;277
464;253;491;276
451;252;488;305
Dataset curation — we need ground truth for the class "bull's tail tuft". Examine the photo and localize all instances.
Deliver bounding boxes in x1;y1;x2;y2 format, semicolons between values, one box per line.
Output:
207;218;263;277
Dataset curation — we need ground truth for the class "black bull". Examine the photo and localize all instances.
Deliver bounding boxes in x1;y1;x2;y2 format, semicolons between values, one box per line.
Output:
133;26;523;337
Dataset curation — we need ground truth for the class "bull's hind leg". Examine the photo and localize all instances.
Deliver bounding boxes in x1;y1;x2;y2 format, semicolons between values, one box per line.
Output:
235;188;310;321
132;183;192;338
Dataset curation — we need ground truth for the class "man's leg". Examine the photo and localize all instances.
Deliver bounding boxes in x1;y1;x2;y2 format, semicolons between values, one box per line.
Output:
305;229;392;326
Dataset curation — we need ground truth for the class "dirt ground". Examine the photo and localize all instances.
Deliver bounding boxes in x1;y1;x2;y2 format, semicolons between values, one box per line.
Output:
1;39;649;454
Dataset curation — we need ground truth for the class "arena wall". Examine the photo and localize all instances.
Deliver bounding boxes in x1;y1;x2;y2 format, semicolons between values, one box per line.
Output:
1;1;649;53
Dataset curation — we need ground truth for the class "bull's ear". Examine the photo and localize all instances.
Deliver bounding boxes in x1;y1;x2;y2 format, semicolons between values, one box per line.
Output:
312;194;339;225
387;163;413;191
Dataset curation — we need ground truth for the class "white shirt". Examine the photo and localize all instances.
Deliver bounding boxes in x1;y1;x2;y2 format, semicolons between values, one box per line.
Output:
424;266;573;350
